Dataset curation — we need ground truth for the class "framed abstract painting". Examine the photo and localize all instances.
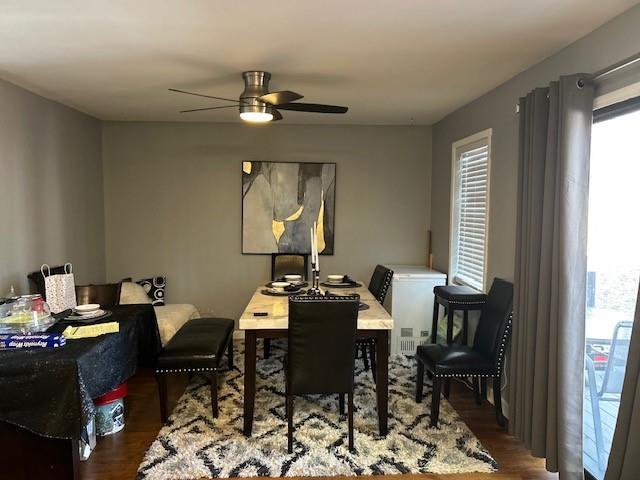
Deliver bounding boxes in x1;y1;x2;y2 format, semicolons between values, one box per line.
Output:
242;161;335;254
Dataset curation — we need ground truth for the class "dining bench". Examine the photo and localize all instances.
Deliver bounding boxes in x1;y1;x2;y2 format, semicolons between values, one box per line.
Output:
156;318;234;421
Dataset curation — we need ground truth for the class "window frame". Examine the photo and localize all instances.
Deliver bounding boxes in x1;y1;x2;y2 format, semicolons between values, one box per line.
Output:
584;92;640;480
449;128;492;292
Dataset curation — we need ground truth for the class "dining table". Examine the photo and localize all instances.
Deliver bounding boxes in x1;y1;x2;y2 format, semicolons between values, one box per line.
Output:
239;281;394;437
0;304;161;480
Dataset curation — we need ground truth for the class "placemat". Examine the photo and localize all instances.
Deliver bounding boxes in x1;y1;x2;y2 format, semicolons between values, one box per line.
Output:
62;310;113;324
260;289;304;297
319;281;362;288
265;281;309;289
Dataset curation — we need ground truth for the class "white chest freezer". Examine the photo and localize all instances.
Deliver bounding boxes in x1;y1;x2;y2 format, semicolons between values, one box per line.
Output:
384;265;447;355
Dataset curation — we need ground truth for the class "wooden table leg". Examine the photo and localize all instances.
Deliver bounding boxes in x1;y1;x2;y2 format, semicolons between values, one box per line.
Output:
243;330;257;436
0;422;79;480
375;330;389;436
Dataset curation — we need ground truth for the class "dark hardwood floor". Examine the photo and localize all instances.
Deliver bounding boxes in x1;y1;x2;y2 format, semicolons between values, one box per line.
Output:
79;370;557;480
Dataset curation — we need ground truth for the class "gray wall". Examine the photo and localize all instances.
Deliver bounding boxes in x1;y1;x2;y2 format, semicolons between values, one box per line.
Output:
102;122;431;319
0;78;105;295
430;4;640;284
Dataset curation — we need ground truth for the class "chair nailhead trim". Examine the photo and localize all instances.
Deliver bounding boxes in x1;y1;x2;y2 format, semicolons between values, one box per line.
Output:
496;315;512;360
290;295;360;302
495;313;512;376
377;270;393;305
156;367;217;373
437;298;486;305
434;373;497;378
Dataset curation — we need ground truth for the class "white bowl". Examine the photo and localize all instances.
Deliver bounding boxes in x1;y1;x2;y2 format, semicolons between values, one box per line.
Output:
284;275;302;283
75;303;100;313
327;275;345;283
271;281;291;291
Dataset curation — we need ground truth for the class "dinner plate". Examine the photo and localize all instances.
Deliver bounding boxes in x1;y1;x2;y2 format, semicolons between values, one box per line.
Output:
67;309;107;320
64;311;113;324
261;288;303;297
319;281;362;288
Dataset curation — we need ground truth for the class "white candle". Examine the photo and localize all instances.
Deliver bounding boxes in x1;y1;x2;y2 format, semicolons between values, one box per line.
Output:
313;222;320;271
310;227;315;266
313;221;319;267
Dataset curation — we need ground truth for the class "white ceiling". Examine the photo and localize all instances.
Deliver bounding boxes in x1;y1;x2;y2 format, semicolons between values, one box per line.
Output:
0;0;637;125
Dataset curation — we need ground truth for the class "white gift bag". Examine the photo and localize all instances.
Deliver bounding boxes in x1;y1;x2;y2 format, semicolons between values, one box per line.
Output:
42;263;77;314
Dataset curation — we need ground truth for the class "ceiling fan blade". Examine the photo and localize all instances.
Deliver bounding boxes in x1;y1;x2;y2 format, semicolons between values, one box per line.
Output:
272;110;283;121
275;102;348;114
179;105;238;113
168;88;242;104
258;90;303;105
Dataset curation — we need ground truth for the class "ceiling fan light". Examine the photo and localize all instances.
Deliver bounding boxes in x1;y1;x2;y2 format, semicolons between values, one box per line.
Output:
240;111;273;123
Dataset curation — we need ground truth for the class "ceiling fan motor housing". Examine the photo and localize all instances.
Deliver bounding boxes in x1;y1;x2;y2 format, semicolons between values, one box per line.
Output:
239;71;274;116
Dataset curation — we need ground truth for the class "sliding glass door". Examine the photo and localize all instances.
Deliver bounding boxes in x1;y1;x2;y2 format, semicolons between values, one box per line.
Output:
584;98;640;479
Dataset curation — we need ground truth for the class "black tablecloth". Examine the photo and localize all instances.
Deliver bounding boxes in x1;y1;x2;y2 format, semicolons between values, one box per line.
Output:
0;304;161;440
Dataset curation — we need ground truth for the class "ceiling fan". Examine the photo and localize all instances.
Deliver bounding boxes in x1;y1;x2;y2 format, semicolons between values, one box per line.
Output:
169;71;348;123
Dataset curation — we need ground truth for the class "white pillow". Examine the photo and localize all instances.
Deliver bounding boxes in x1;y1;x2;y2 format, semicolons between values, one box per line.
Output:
154;304;201;346
120;282;152;305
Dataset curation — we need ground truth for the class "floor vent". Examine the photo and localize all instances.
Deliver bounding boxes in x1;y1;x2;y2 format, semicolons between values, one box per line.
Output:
396;335;431;355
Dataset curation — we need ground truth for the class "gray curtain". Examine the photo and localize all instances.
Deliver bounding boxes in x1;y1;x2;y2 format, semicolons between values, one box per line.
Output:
510;74;594;479
605;282;640;480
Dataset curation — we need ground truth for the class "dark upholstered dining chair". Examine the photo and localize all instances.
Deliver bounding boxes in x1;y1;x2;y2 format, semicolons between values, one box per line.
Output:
75;283;123;308
368;265;394;303
264;254;310;359
286;295;360;453
271;254;308;281
358;265;393;380
415;277;513;428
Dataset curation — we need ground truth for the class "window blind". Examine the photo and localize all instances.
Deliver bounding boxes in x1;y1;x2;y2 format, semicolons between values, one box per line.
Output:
453;144;489;290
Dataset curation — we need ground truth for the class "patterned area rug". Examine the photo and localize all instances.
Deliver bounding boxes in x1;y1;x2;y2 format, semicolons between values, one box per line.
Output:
137;341;497;479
